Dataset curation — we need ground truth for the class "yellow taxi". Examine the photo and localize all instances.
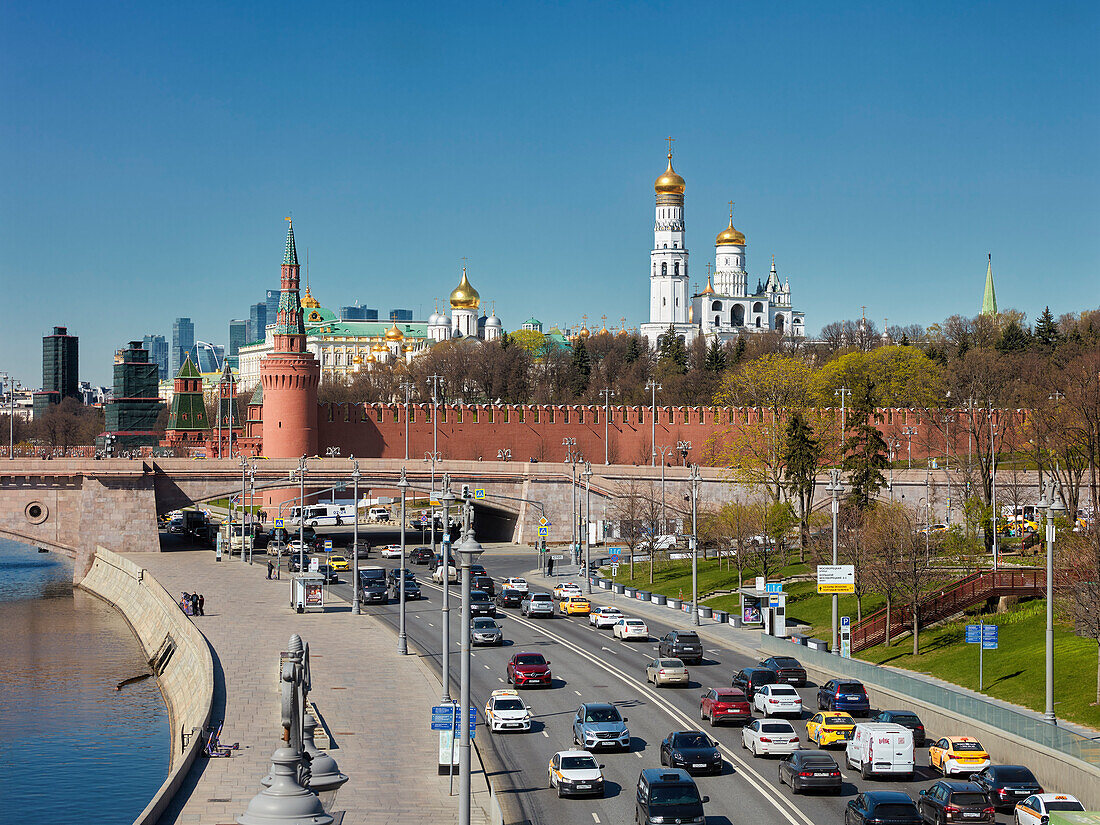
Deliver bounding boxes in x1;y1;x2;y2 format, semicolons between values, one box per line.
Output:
805;712;855;748
560;596;591;616
928;735;991;776
327;555;349;571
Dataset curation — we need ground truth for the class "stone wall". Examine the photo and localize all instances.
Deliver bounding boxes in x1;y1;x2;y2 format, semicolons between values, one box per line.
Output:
80;547;214;825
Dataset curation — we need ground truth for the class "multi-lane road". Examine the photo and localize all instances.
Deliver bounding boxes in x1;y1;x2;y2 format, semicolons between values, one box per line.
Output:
306;543;1023;825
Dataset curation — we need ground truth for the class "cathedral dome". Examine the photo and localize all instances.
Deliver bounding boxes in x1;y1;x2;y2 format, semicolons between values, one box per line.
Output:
450;269;480;310
385;322;404;341
301;287;321;309
716;215;746;246
654;154;686;195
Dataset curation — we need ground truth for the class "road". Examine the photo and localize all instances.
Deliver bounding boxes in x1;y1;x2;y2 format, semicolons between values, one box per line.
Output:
301;546;1020;825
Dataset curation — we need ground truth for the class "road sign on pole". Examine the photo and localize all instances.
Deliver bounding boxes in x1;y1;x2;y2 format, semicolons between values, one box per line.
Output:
764;582;783;594
609;546;622;562
324;539;333;552
539;516;549;527
839;616;851;658
475;488;485;499
538;526;549;537
274;518;284;529
817;565;856;594
610;563;619;576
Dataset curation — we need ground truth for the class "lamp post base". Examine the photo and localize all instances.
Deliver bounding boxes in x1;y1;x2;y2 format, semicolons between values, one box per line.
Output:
1043;712;1058;726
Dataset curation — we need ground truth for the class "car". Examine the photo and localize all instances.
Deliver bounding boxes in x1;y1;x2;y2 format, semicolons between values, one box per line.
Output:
379;545;403;559
367;506;390;522
327;555;349;571
818;679;871;716
313;564;339;584
469;589;495;617
660;730;722;775
388;566;417;582
806;712;856;748
612;617;649;640
741;718;799;757
507;652;552;688
468;563;487;577
778;750;842;794
495;588;523;609
358;567;388;603
548;750;604;798
502;577;529;593
521;592;555;618
635;768;709;825
658;630;704;665
484;689;530;731
554;582;582;599
471;617;504;646
559;596;591;616
732;667;779;700
844;791;922;825
589;606;625;628
928;736;992;777
646;658;689;687
699;687;752;726
968;765;1042;810
1014;793;1086;825
432;563;459;584
871;710;926;747
572;702;630;751
754;683;804;717
389;577;422;601
412;547;434;565
917;781;996;824
471;574;496;596
759;655;807;686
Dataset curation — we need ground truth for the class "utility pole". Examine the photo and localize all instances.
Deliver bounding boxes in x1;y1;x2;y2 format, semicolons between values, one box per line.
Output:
351;458;361;615
835;387;851;446
989;403;998;571
1038;480;1064;725
600;387;614;465
826;470;844;655
428;374;443;466
689;463;701;626
902;426;917;470
657;445;675;534
646;379;661;466
582;461;593;593
397;467;409;654
401;379;414;461
440;477;455;703
563;438;580;565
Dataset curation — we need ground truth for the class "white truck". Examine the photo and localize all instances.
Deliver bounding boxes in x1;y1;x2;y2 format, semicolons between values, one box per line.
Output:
845;723;914;780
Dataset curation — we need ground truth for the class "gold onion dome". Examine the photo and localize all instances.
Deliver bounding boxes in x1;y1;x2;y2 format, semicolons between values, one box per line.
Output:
385;322;404;341
371;342;386;352
702;275;716;295
716;215;746;246
449;268;480;310
654;154;686;195
301;287;321;309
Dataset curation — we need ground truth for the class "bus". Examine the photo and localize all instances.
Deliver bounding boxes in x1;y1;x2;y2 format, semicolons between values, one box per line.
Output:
290;504;356;527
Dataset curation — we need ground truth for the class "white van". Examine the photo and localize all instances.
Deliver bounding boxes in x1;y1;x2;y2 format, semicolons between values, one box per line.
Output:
845;723;914;780
368;507;390;523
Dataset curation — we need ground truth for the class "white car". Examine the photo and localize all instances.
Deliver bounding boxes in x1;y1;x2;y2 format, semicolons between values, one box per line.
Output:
379;545;403;559
612;618;649;640
754;684;804;717
589;607;625;628
432;564;458;584
553;582;582;599
503;577;529;593
1014;793;1085;825
547;750;605;798
484;689;532;733
741;718;800;757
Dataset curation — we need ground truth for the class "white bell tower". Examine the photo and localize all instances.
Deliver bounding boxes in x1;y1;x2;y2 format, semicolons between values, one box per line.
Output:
641;139;692;348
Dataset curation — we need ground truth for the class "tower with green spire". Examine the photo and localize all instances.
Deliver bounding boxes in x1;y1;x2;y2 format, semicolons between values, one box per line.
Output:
980;253;998;316
163;355;210;450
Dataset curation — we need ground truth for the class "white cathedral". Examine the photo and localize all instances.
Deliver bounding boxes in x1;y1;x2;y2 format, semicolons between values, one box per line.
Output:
639;149;805;348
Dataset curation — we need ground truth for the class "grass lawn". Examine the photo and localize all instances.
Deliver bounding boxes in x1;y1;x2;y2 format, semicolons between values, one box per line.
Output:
858;600;1100;731
606;556;811;599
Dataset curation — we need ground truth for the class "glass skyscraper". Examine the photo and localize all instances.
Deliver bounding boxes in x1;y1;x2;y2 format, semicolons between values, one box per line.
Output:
171;317;195;376
34;325;79;418
142;334;169;380
228;319;247;356
249;302;267;343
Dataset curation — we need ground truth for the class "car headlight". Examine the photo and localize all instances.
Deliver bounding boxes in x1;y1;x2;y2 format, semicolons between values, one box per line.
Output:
650;818;666;824
621;729;629;739
672;751;682;760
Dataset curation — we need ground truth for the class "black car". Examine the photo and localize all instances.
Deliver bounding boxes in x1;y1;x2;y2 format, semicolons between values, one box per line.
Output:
389;577;422;601
314;564;339;584
496;588;523;608
778;751;842;795
412;548;434;565
760;656;807;687
472;574;496;596
469;563;487;577
917;781;994;825
871;710;926;747
844;791;922;825
358;567;388;604
659;730;722;775
658;631;704;665
732;667;779;700
635;768;709;825
968;765;1043;811
469;590;495;617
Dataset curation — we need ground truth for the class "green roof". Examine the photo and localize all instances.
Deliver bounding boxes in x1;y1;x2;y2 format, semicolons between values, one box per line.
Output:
980;254;998;316
175;355;201;379
284;221;298;266
250;384;263;404
523;317;542;326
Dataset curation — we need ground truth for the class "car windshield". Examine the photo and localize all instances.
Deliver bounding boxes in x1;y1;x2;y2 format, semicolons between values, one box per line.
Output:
494;699;524;711
952;741;984;752
837;682;864;693
625;620;644;626
673;733;710;748
824;716;851;725
659;659;683;668
502;589;519;597
650;785;701;806
774;657;801;668
801;758;836;770
1048;801;1086;812
761;723;794;733
753;671;778;683
874;804;918;816
359;570;385;581
585;708;621;723
515;655;545;665
676;633;700;643
891;714;921;725
560;756;598;771
994;767;1036;782
715;690;741;699
471;591;490;602
771;686;799;696
472;619;497;628
949;793;989;807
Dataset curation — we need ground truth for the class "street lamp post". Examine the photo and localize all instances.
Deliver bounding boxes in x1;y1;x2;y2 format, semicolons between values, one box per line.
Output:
239;456;248;561
657;445;675;535
351;458;361;615
563;438;579;564
826;469;844;655
646;379;661;466
600;388;615;465
426;450;441;560
247;462;256;564
902;427;917;469
1;374;19;459
989;404;999;571
453;506;485;825
401;380;414;461
290;456;307;606
397;467;409;654
497;448;511;462
428;374;443;464
1037;481;1064;724
689;463;701;626
835;387;852;447
581;462;593;592
439;478;456;703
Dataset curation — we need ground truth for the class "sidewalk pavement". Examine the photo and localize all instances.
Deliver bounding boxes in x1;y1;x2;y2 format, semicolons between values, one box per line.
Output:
134;549;492;825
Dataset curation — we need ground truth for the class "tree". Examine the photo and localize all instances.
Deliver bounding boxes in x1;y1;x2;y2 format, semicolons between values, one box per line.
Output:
704;337;727;373
657;325;687;374
996;318;1031;353
841;380;889;509
782;411;822;560
1055;524;1100;705
864;503;909;646
1034;306;1061;349
609;477;650;581
891;505;937;655
569;337;591;398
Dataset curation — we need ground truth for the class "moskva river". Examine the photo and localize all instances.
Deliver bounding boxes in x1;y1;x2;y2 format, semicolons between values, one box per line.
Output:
0;539;168;823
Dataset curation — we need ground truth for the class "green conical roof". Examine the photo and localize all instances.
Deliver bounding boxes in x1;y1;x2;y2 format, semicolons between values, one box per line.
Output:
284;220;298;266
250;384;263;404
981;254;998;316
175;354;201;379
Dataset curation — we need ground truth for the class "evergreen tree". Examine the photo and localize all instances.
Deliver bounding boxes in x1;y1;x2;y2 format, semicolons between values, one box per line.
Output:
996;318;1031;353
569;338;591;397
658;324;687;374
841;379;890;509
733;335;747;363
625;336;641;363
1034;306;1061;349
498;331;511;350
782;410;822;558
899;333;911;346
704;337;727;372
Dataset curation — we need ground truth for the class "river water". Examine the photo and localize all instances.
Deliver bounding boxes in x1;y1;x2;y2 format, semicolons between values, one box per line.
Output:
0;539;168;823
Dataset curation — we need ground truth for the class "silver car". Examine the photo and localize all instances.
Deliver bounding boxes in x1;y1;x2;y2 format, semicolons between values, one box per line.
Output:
521;592;555;618
471;617;503;646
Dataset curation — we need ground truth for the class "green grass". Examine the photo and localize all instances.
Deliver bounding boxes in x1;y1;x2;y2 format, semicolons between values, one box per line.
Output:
858;600;1100;730
606;556;811;599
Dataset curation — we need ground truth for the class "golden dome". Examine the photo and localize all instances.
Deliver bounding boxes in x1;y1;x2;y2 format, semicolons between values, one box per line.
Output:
654;154;686;195
371;342;386;352
301;287;321;309
577;325;590;339
716;215;746;246
365;352;376;363
702;275;716;295
385;322;404;341
449;268;480;310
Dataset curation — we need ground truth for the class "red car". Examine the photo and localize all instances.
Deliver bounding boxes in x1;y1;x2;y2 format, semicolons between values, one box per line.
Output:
507;652;552;688
699;687;752;726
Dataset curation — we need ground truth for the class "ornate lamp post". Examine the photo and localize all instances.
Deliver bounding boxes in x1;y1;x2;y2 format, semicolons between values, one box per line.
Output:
646;379;661;466
563;438;580;564
581;461;593;592
825;469;845;654
351;458;361;615
689;463;701;625
453;509;485;825
401;379;414;460
1037;481;1064;724
497;448;511;462
657;445;675;535
901;426;917;469
397;467;409;654
439;478;456;703
600;387;615;464
676;440;692;467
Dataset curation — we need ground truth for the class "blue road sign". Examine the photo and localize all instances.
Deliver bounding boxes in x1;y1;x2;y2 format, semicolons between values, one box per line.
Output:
274;518;284;529
965;624;982;644
475;488;485;499
765;582;783;594
840;616;851;628
538;526;549;537
324;539;333;552
982;625;999;649
609;547;622;560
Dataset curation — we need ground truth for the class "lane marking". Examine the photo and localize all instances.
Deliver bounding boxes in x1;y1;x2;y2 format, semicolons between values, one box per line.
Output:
428;622;435;627
542;730;549;738
591;814;600;823
600;646;617;655
483;665;491;670
574;690;582;696
635;751;643;758
497;678;505;683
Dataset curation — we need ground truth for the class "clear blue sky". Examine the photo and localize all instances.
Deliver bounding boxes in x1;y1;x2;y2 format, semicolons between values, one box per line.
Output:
2;1;1097;385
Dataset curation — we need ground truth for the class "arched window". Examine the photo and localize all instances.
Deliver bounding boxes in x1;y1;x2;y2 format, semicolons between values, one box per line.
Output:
661;262;667;276
753;301;764;313
674;262;680;276
711;300;721;311
663;243;668;249
714;315;721;326
732;304;745;326
755;317;762;328
776;314;785;333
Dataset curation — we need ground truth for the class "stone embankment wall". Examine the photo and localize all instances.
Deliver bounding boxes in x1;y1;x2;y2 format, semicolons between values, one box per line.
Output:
80;547;214;825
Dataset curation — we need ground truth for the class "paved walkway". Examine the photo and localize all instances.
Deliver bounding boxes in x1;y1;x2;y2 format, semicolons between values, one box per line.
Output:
135;548;492;825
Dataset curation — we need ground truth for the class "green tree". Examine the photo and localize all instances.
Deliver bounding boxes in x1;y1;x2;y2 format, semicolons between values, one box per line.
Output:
569;337;591;397
841;379;889;509
704;337;727;373
625;336;641;363
996;318;1031;353
782;410;822;560
658;325;687;374
733;335;746;363
1034;306;1061;349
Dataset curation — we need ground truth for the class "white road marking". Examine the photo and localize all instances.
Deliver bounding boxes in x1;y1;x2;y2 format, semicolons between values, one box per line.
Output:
591;814;600;823
497;678;505;683
428;622;435;627
707;648;721;654
600;646;617;655
634;751;643;758
542;730;549;738
574;690;582;696
483;665;491;670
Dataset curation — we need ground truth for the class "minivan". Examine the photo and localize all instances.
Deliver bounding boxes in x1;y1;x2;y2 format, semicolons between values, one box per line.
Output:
635;768;709;825
358;566;388;604
845;723;914;780
368;506;390;523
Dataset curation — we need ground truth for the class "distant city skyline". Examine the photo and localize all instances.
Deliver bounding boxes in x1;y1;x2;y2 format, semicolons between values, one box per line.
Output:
3;2;1097;384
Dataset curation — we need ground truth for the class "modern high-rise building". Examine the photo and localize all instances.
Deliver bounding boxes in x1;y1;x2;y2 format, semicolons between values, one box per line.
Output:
194;343;224;374
389;309;413;322
142;334;169;380
249;302;268;342
228;320;247;357
265;289;280;331
171;317;195;376
101;340;163;449
34;325;80;418
339;304;378;321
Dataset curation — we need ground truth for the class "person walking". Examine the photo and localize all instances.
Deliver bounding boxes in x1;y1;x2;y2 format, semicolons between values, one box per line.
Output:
266;560;273;579
547;558;554;578
189;593;198;616
197;594;205;616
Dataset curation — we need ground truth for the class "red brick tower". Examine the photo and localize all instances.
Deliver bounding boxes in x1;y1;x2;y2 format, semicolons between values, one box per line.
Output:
259;219;319;464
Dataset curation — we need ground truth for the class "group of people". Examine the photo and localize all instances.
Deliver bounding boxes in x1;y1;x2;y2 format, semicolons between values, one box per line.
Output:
180;592;205;616
266;560;281;580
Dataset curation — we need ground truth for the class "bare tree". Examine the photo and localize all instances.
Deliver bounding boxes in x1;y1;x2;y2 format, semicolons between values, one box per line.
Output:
609;477;649;581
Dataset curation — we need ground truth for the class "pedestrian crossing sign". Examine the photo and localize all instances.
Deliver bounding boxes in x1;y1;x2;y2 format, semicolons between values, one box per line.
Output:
475;489;485;499
538;526;549;537
274;518;284;529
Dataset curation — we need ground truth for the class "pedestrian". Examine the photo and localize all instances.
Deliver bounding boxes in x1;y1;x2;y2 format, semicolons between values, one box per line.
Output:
267;560;273;579
547;558;554;578
189;593;198;615
198;594;205;616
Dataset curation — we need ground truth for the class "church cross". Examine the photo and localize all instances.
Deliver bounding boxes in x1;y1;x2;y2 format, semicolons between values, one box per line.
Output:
666;136;675;156
728;200;734;218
